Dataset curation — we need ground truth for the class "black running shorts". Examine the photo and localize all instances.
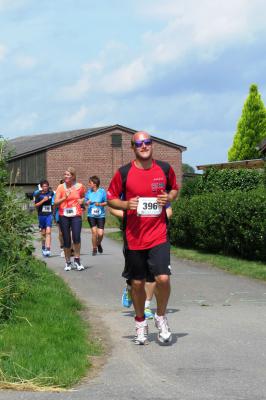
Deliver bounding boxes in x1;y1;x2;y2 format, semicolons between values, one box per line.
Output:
123;241;171;281
87;217;105;229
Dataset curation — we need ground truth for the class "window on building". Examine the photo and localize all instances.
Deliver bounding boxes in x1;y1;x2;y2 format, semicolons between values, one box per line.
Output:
111;133;122;147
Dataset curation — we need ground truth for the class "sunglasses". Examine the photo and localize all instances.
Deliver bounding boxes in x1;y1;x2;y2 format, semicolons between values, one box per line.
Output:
134;139;153;148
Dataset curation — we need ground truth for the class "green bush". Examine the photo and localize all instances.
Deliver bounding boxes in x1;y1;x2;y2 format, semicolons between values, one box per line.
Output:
180;167;264;198
180;176;201;198
170;187;266;261
0;138;34;321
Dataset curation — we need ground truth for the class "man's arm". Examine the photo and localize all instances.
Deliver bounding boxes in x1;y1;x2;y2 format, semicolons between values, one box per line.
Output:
108;197;139;211
157;189;178;207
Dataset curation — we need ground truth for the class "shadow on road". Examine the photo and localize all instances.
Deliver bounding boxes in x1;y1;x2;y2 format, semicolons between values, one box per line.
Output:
122;332;188;346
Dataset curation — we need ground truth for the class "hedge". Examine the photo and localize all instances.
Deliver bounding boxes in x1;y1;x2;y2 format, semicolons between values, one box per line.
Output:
181;167;265;198
0;139;34;322
170;187;266;261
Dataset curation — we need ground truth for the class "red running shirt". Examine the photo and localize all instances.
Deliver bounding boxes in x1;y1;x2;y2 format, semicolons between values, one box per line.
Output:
107;160;178;250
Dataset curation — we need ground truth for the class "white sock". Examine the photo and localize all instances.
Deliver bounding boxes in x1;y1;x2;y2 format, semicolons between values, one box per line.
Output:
145;300;151;309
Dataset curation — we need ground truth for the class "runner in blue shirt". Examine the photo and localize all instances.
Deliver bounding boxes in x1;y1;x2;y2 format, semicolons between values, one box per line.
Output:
34;179;54;257
85;175;107;255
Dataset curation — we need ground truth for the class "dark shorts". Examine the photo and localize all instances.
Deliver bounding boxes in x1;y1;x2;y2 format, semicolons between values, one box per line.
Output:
122;241;171;281
59;215;82;248
122;246;155;283
38;214;53;229
87;217;105;229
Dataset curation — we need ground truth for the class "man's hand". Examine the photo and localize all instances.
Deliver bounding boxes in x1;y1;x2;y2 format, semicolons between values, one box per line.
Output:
157;191;169;207
127;196;139;210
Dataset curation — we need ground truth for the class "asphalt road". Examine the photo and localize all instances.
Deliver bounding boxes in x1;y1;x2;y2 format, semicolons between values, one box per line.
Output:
1;230;266;400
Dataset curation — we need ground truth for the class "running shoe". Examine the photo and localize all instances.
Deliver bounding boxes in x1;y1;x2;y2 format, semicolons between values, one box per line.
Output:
45;250;51;257
64;262;72;271
42;249;47;257
154;313;172;344
122;287;132;308
97;244;103;253
92;248;97;256
135;320;148;345
144;307;154;320
60;249;65;258
73;259;85;271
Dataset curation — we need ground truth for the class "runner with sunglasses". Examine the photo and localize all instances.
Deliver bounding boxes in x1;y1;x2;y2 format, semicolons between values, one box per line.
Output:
108;131;178;345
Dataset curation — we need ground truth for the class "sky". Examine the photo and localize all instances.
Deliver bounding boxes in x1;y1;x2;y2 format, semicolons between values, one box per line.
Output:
1;0;266;169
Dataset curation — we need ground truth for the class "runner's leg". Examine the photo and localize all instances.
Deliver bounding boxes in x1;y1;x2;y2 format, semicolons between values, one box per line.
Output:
45;227;51;250
58;224;64;247
71;216;84;270
154;275;171;316
59;216;72;262
96;218;105;252
41;228;46;249
96;228;104;244
144;281;156;319
131;279;146;318
145;281;156;303
91;226;97;251
71;216;82;258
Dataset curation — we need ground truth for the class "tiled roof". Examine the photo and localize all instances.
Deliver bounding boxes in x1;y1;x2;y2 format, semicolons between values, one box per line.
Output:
8;125;112;159
7;124;187;159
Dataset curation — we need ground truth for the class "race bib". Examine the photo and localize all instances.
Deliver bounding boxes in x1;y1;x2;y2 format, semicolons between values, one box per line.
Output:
42;205;52;213
63;207;77;217
91;207;101;216
137;197;162;217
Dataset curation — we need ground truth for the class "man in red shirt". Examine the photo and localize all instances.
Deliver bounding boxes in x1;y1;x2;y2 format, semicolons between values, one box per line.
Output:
107;131;178;345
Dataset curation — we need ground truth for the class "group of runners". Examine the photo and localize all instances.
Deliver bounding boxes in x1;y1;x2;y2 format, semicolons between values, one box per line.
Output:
34;130;178;345
34;170;107;271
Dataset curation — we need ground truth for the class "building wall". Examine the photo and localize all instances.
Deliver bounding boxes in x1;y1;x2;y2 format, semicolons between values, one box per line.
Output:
46;128;183;191
8;151;46;185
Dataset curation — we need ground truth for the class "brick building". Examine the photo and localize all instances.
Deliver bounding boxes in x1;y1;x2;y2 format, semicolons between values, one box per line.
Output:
8;124;186;194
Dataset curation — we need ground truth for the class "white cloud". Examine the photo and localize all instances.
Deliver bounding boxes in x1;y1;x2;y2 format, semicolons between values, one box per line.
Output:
102;58;150;94
0;44;7;61
62;105;90;127
10;112;38;131
58;0;266;99
15;55;37;69
62;100;118;128
60;62;103;100
0;0;31;12
140;0;264;65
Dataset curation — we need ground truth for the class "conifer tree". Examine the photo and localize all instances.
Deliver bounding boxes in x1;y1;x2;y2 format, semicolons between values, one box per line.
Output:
228;84;266;161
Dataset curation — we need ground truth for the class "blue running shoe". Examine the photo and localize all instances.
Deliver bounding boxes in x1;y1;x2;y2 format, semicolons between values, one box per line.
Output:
122;287;132;308
144;308;154;320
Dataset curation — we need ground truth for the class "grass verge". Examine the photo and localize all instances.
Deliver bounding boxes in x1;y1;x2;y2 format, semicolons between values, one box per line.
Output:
106;231;266;281
0;258;102;390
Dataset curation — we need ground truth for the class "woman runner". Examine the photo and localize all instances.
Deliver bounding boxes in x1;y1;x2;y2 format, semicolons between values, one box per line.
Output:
54;167;85;271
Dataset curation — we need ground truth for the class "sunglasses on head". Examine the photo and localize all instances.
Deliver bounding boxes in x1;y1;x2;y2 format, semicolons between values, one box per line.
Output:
134;138;153;148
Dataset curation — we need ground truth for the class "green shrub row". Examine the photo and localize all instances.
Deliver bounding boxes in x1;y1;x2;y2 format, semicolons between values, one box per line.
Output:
0;139;34;322
181;167;265;197
170;187;266;261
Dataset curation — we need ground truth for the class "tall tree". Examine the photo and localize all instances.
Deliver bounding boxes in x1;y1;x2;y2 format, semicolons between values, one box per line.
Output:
182;163;195;174
228;84;266;161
